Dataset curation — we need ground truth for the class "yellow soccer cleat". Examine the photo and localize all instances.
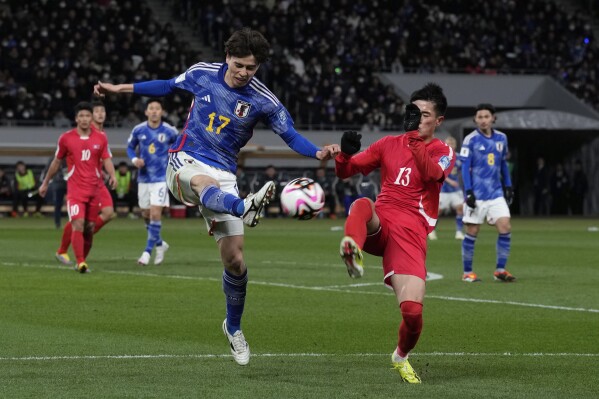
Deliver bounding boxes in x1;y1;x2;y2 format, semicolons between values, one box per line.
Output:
75;262;89;274
55;252;73;265
339;236;364;278
391;352;421;384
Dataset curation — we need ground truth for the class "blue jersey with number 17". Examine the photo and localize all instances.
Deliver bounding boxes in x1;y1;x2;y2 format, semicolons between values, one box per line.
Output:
169;62;294;173
460;129;512;200
127;121;178;183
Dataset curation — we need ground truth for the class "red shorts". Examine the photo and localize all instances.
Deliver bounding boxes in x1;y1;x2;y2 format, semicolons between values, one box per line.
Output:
92;185;113;209
362;214;428;286
66;192;100;222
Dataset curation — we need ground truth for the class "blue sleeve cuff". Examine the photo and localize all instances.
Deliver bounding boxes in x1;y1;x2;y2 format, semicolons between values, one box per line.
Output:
133;79;175;96
279;128;319;158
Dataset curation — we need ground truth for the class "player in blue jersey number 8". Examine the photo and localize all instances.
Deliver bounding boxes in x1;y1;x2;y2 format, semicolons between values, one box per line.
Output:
94;28;340;366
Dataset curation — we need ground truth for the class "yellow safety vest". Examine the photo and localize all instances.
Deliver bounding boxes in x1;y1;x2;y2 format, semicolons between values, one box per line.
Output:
15;169;35;191
116;171;131;196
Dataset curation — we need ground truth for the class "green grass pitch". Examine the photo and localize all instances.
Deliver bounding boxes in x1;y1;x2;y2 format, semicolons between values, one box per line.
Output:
1;216;598;398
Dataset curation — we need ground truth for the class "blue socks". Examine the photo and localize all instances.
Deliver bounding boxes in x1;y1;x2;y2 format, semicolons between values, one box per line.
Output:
223;269;247;334
496;233;511;269
200;185;244;217
456;215;464;233
462;234;477;273
145;220;162;253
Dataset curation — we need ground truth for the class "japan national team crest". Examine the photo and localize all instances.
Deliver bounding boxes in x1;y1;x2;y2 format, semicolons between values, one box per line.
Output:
496;142;504;152
234;100;251;118
158;133;166;143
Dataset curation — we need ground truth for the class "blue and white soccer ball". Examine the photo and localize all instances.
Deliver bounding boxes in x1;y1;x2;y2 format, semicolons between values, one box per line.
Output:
280;177;325;220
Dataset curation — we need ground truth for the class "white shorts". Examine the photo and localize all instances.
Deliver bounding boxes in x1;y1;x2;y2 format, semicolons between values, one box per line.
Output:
439;191;463;213
138;182;170;209
463;196;511;225
167;151;243;240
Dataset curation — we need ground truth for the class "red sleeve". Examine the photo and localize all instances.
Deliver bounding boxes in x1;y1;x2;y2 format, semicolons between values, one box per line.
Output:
55;134;67;160
335;138;383;178
407;132;449;183
101;135;112;160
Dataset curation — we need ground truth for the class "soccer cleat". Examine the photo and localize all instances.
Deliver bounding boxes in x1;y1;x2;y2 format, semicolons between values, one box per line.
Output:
242;181;275;227
154;242;169;265
222;319;250;366
494;270;516;282
339;236;364;278
137;251;151;266
462;272;481;282
427;230;438;240
455;231;465;240
391;352;421;384
55;252;73;265
75;262;89;274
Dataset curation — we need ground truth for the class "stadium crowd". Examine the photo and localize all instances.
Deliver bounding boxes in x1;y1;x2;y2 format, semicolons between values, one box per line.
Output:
0;0;597;129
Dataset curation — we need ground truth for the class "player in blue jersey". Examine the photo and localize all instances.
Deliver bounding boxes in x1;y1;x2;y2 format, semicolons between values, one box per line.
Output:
460;104;515;283
429;136;465;241
94;27;340;366
127;99;178;266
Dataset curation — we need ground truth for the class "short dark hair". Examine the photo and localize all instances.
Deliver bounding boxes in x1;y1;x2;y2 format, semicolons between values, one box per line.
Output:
475;103;496;114
146;99;163;109
118;161;128;168
74;101;93;115
92;100;105;110
225;27;270;64
410;83;447;116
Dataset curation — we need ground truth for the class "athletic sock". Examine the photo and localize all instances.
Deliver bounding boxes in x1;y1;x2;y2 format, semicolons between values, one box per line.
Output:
83;230;94;258
72;230;85;264
58;221;72;253
145;221;161;253
397;301;423;358
93;216;106;234
496;233;511;269
223;268;248;334
200;185;244;217
344;198;373;249
462;233;477;273
456;215;464;233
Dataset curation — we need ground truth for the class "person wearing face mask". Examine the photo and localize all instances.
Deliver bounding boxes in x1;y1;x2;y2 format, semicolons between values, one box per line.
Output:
94;27;340;367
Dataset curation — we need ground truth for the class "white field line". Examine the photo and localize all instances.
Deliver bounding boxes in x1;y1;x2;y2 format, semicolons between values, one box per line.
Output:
1;352;598;362
3;261;599;313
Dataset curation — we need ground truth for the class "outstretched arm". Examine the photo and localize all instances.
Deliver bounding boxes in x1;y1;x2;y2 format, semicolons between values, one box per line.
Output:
94;79;176;97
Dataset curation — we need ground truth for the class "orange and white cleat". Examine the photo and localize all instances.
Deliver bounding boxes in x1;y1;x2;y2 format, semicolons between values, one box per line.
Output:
494;270;516;282
462;272;481;282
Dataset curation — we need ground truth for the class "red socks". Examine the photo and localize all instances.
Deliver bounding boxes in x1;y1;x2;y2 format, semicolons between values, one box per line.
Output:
344;198;373;249
58;222;73;254
93;216;105;234
397;301;423;358
83;231;94;259
72;230;85;264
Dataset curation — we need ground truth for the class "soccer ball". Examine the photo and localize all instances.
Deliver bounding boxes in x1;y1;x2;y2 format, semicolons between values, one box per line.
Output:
280;177;325;220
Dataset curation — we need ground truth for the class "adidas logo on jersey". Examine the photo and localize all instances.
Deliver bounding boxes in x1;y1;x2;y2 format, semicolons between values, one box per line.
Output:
478;145;486;151
201;95;211;103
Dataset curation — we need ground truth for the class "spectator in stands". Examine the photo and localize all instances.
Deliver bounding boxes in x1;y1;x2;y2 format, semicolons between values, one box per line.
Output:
570;159;588;215
315;167;337;219
550;163;569;215
12;161;43;217
112;162;137;218
0;168;13;216
533;157;550;215
335;176;360;217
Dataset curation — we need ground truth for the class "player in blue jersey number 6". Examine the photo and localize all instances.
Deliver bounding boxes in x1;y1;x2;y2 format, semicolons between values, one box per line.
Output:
126;99;178;266
460;104;515;283
94;27;340;366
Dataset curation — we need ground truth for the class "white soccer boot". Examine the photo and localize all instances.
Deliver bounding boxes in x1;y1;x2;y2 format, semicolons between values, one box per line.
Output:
137;251;151;266
242;181;275;227
154;241;169;265
455;231;465;240
222;319;250;366
428;230;438;240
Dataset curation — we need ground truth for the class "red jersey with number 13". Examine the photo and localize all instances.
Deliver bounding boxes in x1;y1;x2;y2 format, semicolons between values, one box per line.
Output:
55;128;112;197
336;134;454;233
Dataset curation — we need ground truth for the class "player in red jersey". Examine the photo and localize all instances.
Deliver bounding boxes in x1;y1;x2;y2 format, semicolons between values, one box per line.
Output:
335;83;454;383
54;101;116;265
40;102;117;273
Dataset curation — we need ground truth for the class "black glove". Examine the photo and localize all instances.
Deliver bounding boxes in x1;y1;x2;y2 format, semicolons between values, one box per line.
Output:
504;187;514;206
403;103;421;132
465;190;476;208
341;131;362;155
